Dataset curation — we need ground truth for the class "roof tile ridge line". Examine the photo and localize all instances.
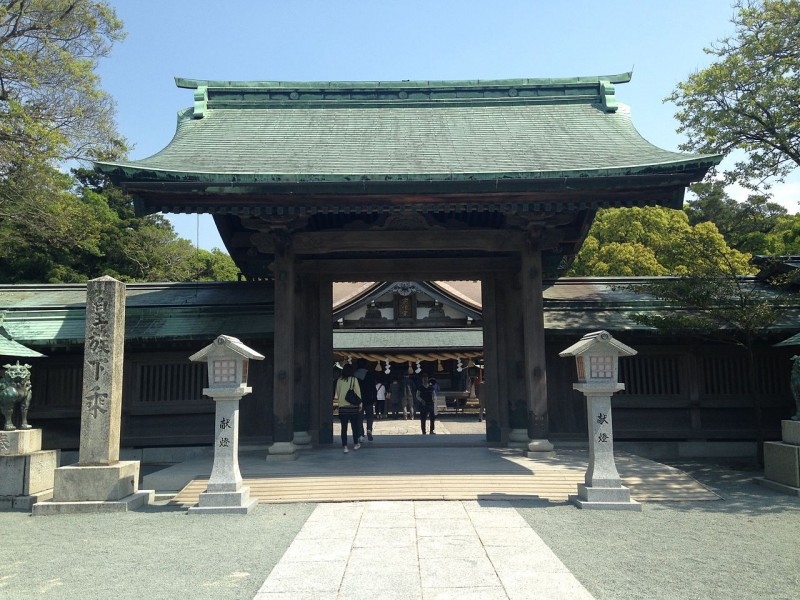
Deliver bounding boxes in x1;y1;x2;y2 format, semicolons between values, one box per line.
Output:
174;72;633;90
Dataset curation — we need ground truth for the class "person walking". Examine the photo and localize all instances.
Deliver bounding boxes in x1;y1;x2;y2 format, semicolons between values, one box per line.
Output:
401;375;416;420
389;377;402;418
417;374;436;435
375;379;387;419
334;363;362;453
354;358;377;442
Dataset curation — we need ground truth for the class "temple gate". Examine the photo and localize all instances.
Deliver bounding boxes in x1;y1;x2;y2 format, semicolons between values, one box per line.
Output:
97;73;718;458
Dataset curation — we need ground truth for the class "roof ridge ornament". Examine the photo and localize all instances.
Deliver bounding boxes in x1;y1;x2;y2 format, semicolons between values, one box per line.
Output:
193;85;208;119
599;80;619;113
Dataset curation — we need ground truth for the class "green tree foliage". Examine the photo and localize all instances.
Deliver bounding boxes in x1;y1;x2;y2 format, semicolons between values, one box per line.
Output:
0;1;126;171
0;169;240;283
0;1;126;279
685;181;793;254
0;3;239;283
568;206;753;277
668;0;800;189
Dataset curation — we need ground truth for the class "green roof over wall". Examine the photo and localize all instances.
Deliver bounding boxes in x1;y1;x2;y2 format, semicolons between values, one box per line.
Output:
0;282;273;348
96;74;720;198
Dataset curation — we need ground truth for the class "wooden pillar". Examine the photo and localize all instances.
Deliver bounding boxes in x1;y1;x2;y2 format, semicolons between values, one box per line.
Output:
493;275;512;443
521;243;554;456
317;278;334;444
481;273;502;443
292;275;312;450
501;270;530;448
306;277;322;445
267;238;297;460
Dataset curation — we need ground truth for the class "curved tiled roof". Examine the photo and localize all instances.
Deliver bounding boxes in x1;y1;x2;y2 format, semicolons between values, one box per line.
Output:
97;74;719;188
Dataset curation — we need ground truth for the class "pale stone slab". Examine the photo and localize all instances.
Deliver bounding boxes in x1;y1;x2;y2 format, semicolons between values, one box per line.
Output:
0;428;41;455
763;442;800;487
0;450;56;498
52;460;139;502
0;489;53;512
0;454;25;495
782;420;800;445
25;450;57;494
32;490;153;515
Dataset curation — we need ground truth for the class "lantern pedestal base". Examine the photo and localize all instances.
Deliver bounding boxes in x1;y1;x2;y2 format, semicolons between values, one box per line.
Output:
571;483;641;511
189;486;257;515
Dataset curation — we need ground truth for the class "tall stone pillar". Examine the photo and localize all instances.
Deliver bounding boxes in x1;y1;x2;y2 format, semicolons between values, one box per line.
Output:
520;244;554;457
34;276;152;514
268;239;297;460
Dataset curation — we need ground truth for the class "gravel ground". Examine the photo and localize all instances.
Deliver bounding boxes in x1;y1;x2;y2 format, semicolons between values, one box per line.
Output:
513;461;800;600
3;457;798;600
0;502;315;600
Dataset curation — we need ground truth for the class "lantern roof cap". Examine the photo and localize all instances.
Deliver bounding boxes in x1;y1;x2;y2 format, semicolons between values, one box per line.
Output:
558;330;636;358
189;334;265;362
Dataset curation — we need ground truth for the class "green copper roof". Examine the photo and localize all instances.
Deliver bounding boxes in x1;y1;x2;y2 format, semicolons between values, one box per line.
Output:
96;74;720;192
0;283;273;347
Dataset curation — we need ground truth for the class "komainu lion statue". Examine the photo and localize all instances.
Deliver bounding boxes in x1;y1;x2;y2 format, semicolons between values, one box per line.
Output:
0;361;33;431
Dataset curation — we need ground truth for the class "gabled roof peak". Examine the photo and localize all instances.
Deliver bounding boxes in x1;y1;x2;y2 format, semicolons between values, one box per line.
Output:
175;73;633;115
176;73;632;91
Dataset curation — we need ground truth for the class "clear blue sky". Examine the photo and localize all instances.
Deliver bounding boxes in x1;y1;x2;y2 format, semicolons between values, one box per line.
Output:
97;0;798;250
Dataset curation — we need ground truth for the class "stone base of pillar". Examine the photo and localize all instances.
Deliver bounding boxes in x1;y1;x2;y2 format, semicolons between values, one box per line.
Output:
51;461;140;501
0;450;57;496
32;460;153;515
32;491;153;515
571;483;641;511
0;489;53;512
267;441;298;461
523;438;555;458
753;477;800;496
293;431;312;450
507;429;529;449
188;486;258;515
757;421;800;495
0;428;43;455
1;429;58;512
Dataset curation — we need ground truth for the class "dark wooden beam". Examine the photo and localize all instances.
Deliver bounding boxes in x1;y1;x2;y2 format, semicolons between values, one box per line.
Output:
297;256;519;280
251;229;526;254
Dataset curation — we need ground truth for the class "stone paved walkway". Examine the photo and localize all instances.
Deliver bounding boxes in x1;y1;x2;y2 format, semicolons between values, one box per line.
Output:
253;500;594;600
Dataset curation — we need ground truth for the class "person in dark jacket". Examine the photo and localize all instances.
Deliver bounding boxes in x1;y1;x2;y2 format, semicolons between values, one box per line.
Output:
354;358;377;442
417;374;436;434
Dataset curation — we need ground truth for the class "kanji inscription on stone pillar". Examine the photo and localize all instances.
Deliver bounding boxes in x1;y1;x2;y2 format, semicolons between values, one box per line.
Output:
79;276;125;466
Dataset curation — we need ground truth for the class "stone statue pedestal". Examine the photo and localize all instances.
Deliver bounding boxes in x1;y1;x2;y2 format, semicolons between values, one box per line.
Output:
570;389;641;511
33;461;153;515
0;429;57;511
189;395;257;515
755;420;800;496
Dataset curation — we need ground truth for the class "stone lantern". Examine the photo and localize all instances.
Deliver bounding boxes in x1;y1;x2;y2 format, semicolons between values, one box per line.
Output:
188;335;264;514
560;331;640;511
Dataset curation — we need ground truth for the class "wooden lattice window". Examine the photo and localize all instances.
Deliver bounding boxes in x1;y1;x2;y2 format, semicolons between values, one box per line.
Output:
137;362;207;403
618;354;682;396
